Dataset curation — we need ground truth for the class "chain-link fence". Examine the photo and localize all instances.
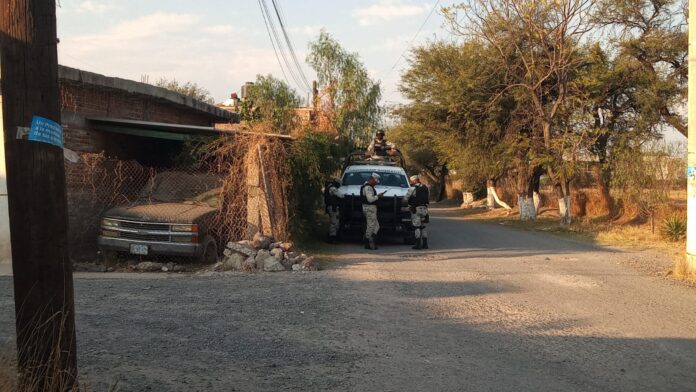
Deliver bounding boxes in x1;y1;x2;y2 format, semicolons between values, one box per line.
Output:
65;134;291;264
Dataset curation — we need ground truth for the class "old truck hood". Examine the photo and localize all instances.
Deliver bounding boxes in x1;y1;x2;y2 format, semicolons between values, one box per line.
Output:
338;185;410;198
104;202;216;224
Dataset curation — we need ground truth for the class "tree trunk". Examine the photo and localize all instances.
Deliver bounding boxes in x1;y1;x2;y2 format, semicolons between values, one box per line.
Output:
486;179;496;209
556;180;572;225
437;164;448;202
515;163;536;221
591;163;612;216
487;178;511;210
525;166;543;220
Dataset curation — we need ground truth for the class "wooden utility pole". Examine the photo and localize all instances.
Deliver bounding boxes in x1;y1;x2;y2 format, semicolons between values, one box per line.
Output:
1;1;78;389
688;0;696;273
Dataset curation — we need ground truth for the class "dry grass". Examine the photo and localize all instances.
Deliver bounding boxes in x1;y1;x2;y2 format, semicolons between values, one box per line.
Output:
673;257;696;282
465;206;687;278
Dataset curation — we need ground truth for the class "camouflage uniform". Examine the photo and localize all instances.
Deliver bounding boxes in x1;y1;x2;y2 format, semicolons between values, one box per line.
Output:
361;182;380;247
327;185;341;237
403;181;429;249
410;205;428;240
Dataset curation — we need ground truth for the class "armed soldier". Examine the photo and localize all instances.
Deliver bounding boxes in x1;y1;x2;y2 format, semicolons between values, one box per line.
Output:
367;130;396;158
324;176;343;243
403;175;430;250
361;173;385;250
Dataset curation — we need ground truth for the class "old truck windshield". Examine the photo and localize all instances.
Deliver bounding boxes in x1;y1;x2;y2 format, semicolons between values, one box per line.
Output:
139;172;222;202
342;171;409;188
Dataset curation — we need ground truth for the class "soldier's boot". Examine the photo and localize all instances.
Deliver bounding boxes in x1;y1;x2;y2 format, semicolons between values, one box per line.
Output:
412;237;422;250
422;237;429;249
372;234;378;250
368;235;377;250
328;235;338;244
364;236;371;249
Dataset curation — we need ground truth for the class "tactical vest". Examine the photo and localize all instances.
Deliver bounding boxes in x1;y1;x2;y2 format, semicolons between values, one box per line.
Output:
373;138;387;156
324;181;340;207
408;184;429;207
360;183;377;205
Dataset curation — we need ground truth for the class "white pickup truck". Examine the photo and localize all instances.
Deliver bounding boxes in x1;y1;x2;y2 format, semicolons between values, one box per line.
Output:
336;152;415;243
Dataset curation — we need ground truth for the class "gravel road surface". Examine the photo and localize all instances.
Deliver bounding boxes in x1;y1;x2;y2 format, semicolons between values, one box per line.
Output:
0;205;695;391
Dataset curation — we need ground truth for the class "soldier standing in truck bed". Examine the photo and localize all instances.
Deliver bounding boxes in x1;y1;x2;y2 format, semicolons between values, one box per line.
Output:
403;175;429;250
367;130;396;158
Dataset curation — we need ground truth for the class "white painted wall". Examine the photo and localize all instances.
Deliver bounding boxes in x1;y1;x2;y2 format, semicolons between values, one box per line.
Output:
0;95;11;266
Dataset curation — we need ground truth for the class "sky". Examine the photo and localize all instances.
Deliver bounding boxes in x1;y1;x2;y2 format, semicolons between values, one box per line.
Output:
55;0;685;143
56;0;456;107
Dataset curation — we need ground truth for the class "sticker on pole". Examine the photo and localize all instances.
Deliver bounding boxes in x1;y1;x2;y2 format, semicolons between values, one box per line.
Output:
28;116;63;148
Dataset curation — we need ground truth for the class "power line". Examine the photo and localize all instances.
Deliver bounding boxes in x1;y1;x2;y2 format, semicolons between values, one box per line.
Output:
380;0;443;104
258;0;308;93
257;0;291;86
270;0;312;91
390;0;442;71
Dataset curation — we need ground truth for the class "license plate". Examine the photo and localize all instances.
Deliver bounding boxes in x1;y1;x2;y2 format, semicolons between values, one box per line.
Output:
130;244;149;255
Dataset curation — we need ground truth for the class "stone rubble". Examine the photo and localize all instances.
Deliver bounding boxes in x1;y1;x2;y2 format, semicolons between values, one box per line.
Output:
122;235;319;274
220;235;319;273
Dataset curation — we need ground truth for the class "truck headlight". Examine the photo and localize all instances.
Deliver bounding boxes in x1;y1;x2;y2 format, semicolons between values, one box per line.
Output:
171;224;198;232
101;218;120;228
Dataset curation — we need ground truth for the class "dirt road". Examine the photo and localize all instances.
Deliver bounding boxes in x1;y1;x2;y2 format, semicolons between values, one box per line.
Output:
1;205;695;391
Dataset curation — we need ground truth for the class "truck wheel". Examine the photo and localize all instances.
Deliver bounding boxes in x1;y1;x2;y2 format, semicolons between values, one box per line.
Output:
199;236;219;264
99;249;119;264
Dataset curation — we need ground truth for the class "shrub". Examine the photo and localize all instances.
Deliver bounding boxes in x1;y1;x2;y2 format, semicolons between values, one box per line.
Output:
661;213;687;242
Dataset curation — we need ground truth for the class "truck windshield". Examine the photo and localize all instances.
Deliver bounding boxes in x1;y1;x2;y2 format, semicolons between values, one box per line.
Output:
342;171;409;188
138;172;223;204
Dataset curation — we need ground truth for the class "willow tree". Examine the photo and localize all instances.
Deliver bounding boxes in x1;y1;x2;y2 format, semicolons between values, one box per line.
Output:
445;0;596;224
307;30;381;146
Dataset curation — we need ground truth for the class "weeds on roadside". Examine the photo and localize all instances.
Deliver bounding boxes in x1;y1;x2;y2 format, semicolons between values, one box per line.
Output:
660;213;687;242
674;257;696;282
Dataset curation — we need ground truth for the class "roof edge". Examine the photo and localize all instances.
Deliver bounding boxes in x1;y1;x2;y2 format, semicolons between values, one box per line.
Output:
58;65;237;122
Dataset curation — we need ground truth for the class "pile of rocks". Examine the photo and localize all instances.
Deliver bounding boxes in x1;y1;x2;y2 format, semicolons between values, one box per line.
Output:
215;232;319;273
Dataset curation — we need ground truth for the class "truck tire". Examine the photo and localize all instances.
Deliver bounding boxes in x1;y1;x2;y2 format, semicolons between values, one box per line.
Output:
199;236;219;264
99;248;119;264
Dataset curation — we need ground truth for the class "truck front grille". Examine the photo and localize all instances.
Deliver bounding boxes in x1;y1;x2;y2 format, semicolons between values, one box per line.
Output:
119;232;171;242
119;221;170;231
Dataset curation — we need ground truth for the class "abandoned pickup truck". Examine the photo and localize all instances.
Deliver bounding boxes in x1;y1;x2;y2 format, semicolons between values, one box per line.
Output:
98;171;222;263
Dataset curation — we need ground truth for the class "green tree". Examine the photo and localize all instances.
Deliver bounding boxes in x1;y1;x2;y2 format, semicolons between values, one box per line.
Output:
594;0;687;137
241;74;301;134
396;41;521;211
155;78;214;104
444;0;596;224
307;30;381;146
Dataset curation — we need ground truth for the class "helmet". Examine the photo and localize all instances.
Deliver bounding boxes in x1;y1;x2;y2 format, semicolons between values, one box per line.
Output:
376;130;385;137
371;173;381;183
409;175;420;182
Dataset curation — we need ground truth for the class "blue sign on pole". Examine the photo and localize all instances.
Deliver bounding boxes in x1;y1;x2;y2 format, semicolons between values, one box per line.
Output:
28;115;63;148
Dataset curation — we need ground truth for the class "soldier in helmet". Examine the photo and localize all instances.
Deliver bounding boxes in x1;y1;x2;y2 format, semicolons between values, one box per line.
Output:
323;176;343;243
367;130;396;158
403;175;430;250
361;173;386;250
